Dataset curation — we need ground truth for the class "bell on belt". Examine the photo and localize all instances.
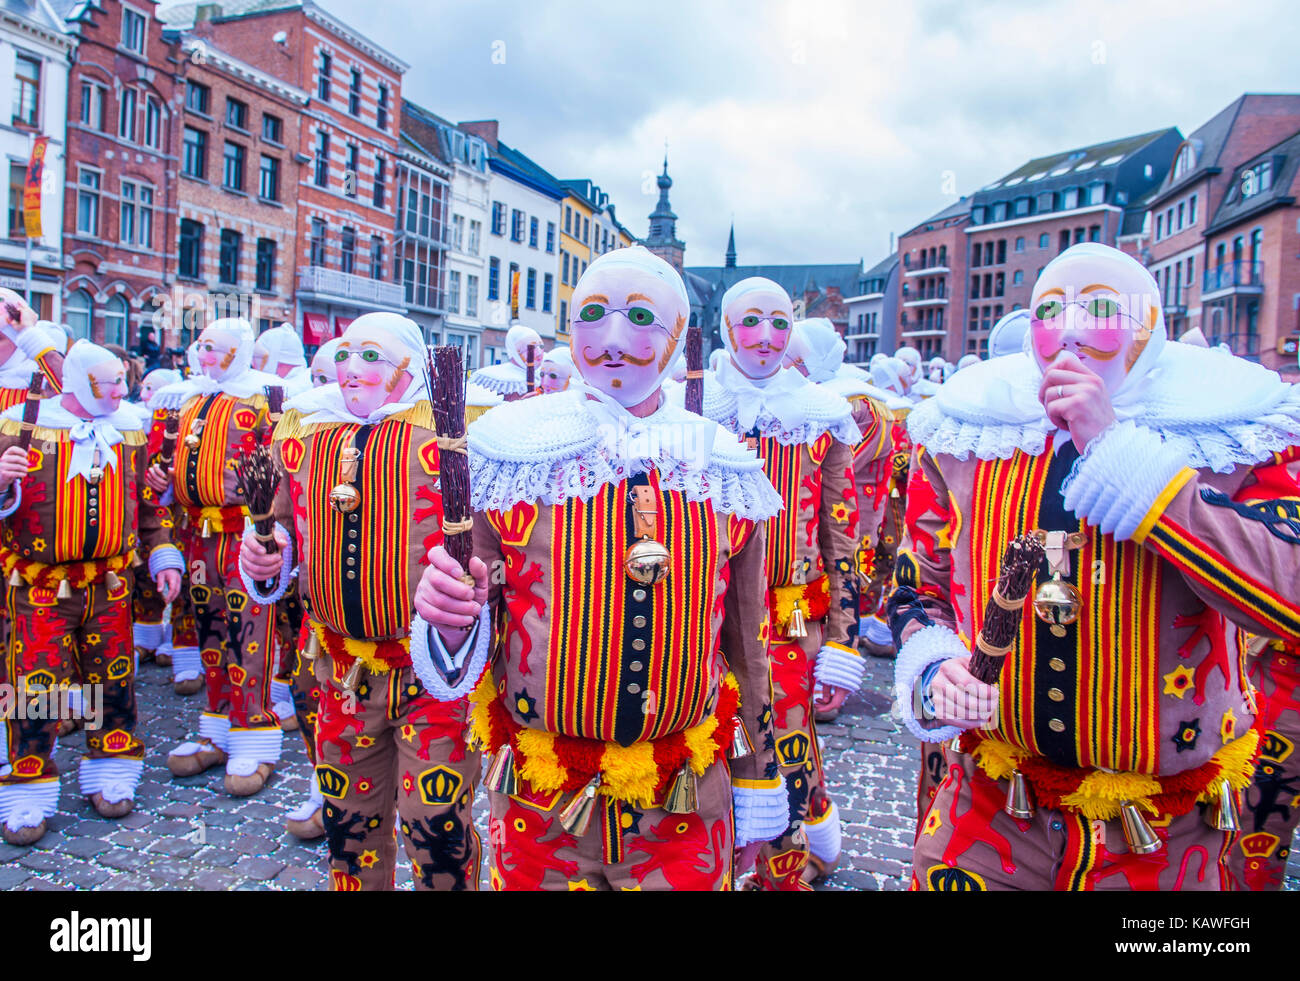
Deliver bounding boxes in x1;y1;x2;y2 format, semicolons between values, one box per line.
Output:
104;571;123;592
184;433;201;450
56;579;72;600
788;602;808;638
340;658;365;695
200;517;213;538
624;537;669;586
87;466;104;485
300;631;322;663
484;744;520;797
328;483;361;514
557;774;602;836
7;569;23;588
1119;800;1162;855
1003;769;1035;820
1033;573;1082;638
729;718;754;760
664;763;699;815
1206;779;1241;832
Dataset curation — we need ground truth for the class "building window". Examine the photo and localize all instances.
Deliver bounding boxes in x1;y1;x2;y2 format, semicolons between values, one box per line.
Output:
144;96;162;149
344;144;358;197
560;300;568;330
79;82;106;130
182;127;207;179
255;238;275;291
1241;161;1272;199
314;131;329;187
447;270;461;314
546;221;555;253
1014;236;1025;252
1012;269;1023;286
1156;214;1163;240
488;257;500;300
1088;225;1101;243
542;273;553;313
564;206;572;234
318;51;332;101
525;268;536;309
222;142;245;191
582;217;589;244
310;217;326;265
262;113;282;144
76;167;101;236
218;229;241;284
491;201;506;235
66;290;92;340
529;216;539;248
372;157;386;208
511;209;525;243
1014;197;1030;217
258;154;279;201
103;294;128;347
7;163;24;236
1188;194;1197;225
376;83;388;129
451;214;465;251
13;54;40;127
119;179;153;248
468;220;481;255
225;97;248;131
561;251;570;285
348;67;362;115
1061;187;1079;210
1038;232;1049;249
122;6;146;53
370;236;383;279
1176;201;1185;231
341;227;356;274
118;87;137;141
185;80;209;115
179;218;203;279
466;274;479;318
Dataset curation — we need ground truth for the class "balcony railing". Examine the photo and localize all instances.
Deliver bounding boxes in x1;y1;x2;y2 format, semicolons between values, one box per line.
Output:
1203;260;1264;296
298;266;404;307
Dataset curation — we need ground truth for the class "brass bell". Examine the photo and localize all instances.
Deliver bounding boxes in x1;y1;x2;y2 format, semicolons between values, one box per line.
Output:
328;483;361;514
7;569;23;588
1004;769;1035;820
624;537;670;586
57;579;72;600
300;631;322;663
664;763;699;814
184;433;201;450
200;517;212;538
484;745;520;797
87;466;104;485
557;774;602;836
1033;573;1082;638
1119;799;1163;855
1206;779;1240;832
788;602;808;638
729;718;754;760
104;571;123;592
340;658;365;694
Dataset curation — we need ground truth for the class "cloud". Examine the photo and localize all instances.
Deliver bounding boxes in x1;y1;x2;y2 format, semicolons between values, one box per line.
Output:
327;0;1298;266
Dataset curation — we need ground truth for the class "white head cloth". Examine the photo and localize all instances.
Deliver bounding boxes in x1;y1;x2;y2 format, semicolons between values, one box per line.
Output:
300;312;429;426
792;318;846;384
47;340;142;481
988;309;1031;359
152;318;281;409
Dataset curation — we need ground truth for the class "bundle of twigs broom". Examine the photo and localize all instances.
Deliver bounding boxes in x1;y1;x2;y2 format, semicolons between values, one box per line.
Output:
684;325;703;416
427;345;475;585
264;384;285;425
15;372;42;454
968;533;1045;686
235;445;282;593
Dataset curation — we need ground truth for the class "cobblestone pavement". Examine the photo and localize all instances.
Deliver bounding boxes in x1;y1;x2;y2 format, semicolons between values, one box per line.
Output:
3;654;1296;891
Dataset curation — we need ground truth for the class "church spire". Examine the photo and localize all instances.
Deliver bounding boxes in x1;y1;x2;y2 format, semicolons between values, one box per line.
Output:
643;154;685;273
725;222;736;268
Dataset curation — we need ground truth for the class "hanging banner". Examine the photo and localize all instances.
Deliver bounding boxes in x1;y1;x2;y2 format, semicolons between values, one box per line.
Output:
23;136;48;240
510;269;520;323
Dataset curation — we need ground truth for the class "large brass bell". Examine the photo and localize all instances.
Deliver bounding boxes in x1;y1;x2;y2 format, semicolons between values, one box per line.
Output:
664;764;699;814
729;718;754;760
328;483;361;514
484;745;520;797
1033;574;1082;638
104;571;123;593
340;658;365;694
557;774;602;836
200;517;213;538
300;631;322;663
624;537;670;586
1119;799;1163;855
7;569;23;588
788;602;808;638
184;433;201;450
1004;769;1035;819
56;579;72;600
1206;779;1240;832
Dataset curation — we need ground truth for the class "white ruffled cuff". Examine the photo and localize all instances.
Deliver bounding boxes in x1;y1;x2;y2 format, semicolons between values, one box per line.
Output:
148;543;184;578
13;325;54;362
238;524;295;604
160;485;174;506
803;800;842;863
0;480;22;518
133;621;164;651
733;779;790;847
227;726;282;767
170;646;202;683
814;643;866;692
197;712;230;752
409;604;491;702
0;779;59;829
78;756;143;802
893;624;967;742
1061;420;1189;542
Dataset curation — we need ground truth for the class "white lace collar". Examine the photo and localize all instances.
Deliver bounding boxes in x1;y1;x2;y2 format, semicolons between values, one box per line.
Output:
471;361;528;396
696;362;861;447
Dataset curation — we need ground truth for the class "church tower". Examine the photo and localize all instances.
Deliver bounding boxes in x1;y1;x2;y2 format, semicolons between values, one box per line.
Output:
644;157;685;273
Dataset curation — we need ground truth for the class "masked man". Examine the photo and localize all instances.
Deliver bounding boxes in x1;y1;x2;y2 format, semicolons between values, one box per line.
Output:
536;346;574;394
694;279;863;888
415;246;786;890
309;339;343;389
896;243;1300;891
253;324;312;398
0;290;63;406
150;318;285;797
0;342;182;845
240;313;482;886
472;324;542;400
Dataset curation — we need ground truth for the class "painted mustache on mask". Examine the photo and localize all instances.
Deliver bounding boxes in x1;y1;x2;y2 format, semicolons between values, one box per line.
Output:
582;348;656;367
1043;342;1120;362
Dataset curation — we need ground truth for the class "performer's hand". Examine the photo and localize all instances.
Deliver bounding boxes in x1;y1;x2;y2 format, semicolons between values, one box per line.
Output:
145;464;172;493
1039;352;1116;453
734;841;762;875
240;527;288;580
928;655;998;730
813;683;849;715
415;545;488;648
156;568;181;604
0;445;29;485
0;288;37;330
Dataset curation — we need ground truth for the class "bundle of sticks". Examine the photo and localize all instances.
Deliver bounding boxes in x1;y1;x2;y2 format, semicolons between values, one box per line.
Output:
684;325;703;416
264;384;285;425
235;445;281;592
158;410;180;467
968;533;1045;685
15;372;43;454
524;343;537;395
427;345;475;583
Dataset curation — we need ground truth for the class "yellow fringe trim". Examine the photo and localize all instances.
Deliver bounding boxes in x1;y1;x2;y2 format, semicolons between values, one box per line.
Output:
273;400;434;441
465;404;494;425
0;546;137;588
190;506;246;534
311;621;409;674
0;417;146;445
769;574;828;633
971;729;1262;821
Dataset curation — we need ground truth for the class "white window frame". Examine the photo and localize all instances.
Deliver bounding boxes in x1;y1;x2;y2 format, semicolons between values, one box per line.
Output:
121;4;148;57
76;165;103;237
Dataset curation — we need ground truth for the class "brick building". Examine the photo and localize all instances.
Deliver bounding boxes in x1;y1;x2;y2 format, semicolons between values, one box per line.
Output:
162;0;408;347
163;29;308;345
58;0;173;346
844;251;898;364
894;198;970;360
392;100;450;347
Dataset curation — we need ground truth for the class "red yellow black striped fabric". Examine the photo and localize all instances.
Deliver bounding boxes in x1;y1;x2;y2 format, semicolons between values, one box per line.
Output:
175;395;237;508
53;443;129;562
305;419;414;639
758;436;807;588
970;447;1162;771
544;477;720;742
0;387;26;413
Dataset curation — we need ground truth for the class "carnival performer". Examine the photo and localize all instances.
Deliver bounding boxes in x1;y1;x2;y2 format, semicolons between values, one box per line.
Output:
536;346;574;393
0;290;64;405
987;309;1030;359
694;279;863;888
309;339;343;389
894;243;1300;891
415;246;787;891
0;342;182;845
253;324;312;397
150;318;286;797
240;313;482;886
471;324;542;400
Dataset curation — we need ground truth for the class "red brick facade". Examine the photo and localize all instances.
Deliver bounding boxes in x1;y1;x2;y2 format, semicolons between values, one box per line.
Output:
895;207;968;359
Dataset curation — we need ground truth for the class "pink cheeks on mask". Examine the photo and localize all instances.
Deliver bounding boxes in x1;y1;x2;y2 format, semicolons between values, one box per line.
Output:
1029;287;1135;393
725;291;794;380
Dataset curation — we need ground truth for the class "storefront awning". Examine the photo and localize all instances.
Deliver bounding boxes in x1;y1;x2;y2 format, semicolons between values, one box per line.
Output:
303;312;330;344
334;316;354;337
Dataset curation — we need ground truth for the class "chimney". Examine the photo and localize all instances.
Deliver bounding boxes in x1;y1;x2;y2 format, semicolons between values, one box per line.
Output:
195;3;223;22
459;120;499;151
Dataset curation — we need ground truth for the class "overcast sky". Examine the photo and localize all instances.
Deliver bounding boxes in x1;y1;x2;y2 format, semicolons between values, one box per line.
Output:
328;0;1299;268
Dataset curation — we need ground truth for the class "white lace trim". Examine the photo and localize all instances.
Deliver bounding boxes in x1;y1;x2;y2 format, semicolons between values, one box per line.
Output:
700;373;862;447
732;782;789;847
471;362;528;396
893;624;967;742
814;645;866;692
1062;421;1190;541
803;800;842;863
